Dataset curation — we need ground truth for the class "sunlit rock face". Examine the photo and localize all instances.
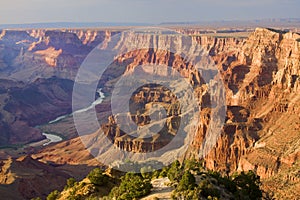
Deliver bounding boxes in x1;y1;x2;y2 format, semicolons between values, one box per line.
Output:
0;27;300;199
93;28;300;199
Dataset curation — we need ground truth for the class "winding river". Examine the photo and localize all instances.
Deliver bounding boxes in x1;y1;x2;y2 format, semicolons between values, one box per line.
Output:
42;88;105;146
42;133;63;146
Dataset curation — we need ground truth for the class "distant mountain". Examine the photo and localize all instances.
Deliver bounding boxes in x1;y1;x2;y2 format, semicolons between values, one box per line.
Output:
0;22;152;29
159;18;300;28
1;18;300;29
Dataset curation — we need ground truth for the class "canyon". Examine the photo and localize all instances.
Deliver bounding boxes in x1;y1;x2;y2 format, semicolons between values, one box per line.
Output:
0;27;299;199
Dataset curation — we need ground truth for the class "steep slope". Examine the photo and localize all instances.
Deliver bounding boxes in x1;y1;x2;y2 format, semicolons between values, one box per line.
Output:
0;29;117;82
0;27;299;199
186;27;300;199
85;28;299;171
0;77;73;145
0;156;70;200
89;28;300;198
228;28;300;199
36;28;299;196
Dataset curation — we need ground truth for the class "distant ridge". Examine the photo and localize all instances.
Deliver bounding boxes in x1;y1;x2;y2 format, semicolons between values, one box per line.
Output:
0;18;300;29
159;18;300;28
0;22;152;29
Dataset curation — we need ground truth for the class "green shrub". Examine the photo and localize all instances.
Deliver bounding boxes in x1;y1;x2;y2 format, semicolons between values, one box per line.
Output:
152;170;160;179
232;171;262;200
140;166;153;179
159;166;169;178
47;190;60;200
177;171;196;191
183;158;203;171
109;173;152;200
65;177;76;189
87;168;108;186
167;160;183;182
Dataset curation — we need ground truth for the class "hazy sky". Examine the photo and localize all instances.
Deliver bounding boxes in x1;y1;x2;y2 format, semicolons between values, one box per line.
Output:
0;0;299;24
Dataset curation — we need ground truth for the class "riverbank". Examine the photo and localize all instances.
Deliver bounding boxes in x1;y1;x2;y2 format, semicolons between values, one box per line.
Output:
34;88;106;147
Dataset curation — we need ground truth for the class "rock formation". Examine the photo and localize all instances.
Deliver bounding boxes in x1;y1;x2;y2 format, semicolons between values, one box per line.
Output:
0;155;70;199
0;27;299;199
93;28;300;199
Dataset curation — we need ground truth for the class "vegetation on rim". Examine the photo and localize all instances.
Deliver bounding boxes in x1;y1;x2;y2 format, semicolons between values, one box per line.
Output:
39;159;265;200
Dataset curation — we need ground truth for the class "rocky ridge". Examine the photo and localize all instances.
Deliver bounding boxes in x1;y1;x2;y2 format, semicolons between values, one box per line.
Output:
0;155;70;200
0;27;299;199
90;27;300;198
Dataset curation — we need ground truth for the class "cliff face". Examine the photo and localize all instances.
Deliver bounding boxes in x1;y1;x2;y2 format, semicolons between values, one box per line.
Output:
227;28;300;199
0;28;300;198
0;29;118;82
0;29;118;145
197;28;300;198
91;28;300;198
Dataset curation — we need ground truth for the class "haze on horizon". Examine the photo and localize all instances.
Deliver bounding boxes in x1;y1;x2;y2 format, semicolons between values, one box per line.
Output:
0;0;299;25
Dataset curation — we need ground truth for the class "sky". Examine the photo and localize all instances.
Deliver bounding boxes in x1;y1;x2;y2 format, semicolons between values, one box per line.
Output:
0;0;299;24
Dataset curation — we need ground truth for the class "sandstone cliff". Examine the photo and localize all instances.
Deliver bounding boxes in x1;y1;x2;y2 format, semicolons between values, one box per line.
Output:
0;27;299;199
87;28;300;198
0;29;118;82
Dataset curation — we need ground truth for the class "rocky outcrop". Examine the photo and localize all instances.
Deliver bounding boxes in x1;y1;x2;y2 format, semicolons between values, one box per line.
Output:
0;28;121;145
0;29;118;82
209;28;300;198
1;27;300;199
102;84;181;152
92;28;300;197
0;156;70;200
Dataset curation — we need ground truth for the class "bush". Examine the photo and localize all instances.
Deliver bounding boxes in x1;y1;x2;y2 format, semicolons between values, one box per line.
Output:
159;166;169;178
152;170;160;179
184;158;203;171
167;160;183;182
109;173;152;200
65;177;76;189
140;166;153;179
232;171;262;199
87;168;108;186
199;182;221;199
177;171;196;191
47;190;60;200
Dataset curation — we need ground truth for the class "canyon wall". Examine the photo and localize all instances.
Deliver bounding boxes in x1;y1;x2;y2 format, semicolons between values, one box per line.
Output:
91;28;300;198
0;27;299;198
0;29;118;82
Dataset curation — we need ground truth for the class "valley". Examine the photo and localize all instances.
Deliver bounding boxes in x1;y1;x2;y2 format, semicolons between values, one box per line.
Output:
0;26;299;199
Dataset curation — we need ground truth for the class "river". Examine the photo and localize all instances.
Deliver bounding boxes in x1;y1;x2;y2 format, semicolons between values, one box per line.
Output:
42;88;105;146
49;88;105;124
42;133;63;146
